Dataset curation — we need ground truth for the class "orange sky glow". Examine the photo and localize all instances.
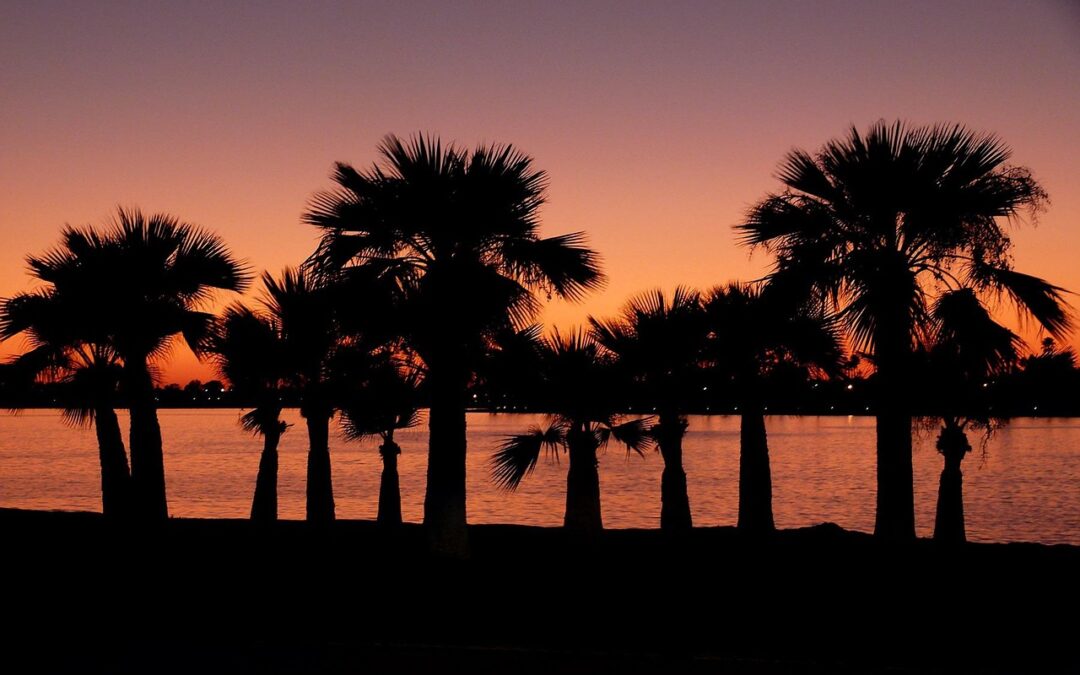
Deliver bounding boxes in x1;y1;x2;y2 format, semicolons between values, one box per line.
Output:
1;1;1078;383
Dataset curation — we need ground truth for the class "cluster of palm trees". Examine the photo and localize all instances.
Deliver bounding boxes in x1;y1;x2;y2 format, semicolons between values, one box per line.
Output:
1;121;1070;551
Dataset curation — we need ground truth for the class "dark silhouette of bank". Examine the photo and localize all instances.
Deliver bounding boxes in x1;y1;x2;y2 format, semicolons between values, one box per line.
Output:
2;508;1077;675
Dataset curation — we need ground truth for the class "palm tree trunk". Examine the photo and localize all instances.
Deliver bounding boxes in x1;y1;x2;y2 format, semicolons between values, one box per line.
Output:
125;358;168;520
933;424;969;544
564;427;603;533
305;411;335;522
93;406;131;518
873;329;916;541
738;406;775;533
251;425;280;522
423;355;469;556
656;413;692;531
378;440;402;527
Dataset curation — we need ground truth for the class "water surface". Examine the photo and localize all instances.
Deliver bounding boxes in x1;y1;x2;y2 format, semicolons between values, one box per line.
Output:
0;410;1076;544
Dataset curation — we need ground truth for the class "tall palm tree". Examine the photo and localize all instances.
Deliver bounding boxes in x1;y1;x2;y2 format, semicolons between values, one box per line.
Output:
259;268;341;523
206;305;291;522
704;282;842;534
13;209;248;519
304;134;604;555
589;287;706;531
738;121;1071;540
919;289;1022;543
339;359;423;527
1;289;130;517
490;329;652;533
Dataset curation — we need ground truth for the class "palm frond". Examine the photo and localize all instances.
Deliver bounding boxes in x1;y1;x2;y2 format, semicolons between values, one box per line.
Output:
600;417;655;457
490;423;564;490
968;263;1073;338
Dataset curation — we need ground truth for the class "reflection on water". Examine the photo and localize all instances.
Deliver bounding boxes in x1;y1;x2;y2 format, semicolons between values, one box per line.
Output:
0;410;1076;544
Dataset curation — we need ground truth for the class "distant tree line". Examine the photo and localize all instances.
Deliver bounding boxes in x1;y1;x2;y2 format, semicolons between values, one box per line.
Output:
7;338;1076;417
1;122;1072;552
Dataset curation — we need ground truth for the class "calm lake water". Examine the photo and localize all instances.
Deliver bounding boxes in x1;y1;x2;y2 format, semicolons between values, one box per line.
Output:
0;409;1077;544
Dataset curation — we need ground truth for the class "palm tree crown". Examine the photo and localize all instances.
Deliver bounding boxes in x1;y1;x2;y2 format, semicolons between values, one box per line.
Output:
304;133;605;357
739;121;1069;351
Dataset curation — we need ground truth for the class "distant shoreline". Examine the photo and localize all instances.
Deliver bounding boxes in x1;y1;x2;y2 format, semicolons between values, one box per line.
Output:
7;404;1080;419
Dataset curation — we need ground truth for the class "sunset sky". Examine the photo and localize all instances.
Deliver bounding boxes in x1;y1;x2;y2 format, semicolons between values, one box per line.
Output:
2;0;1078;384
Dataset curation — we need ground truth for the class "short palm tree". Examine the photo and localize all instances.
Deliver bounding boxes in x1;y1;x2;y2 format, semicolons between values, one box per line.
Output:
704;282;842;534
339;358;423;527
738;121;1071;539
490;329;652;533
259;268;341;523
206;305;291;522
305;134;604;555
1;289;130;517
589;287;707;531
920;289;1022;543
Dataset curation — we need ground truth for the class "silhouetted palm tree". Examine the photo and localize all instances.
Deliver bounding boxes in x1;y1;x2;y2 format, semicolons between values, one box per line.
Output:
11;209;248;519
340;359;423;527
305;134;604;555
704;283;842;534
738;121;1070;540
589;287;706;531
206;305;291;522
259;269;341;522
490;329;652;533
1;290;130;517
920;289;1022;543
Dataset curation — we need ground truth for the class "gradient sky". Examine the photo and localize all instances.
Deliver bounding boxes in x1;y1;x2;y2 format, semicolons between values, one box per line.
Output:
2;0;1078;383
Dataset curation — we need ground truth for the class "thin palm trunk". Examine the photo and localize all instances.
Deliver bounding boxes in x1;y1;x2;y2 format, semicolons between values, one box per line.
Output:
738;404;775;533
251;424;280;522
305;411;335;522
933;423;969;544
378;440;403;527
125;358;168;520
564;427;603;533
423;355;469;556
656;413;692;531
93;405;131;518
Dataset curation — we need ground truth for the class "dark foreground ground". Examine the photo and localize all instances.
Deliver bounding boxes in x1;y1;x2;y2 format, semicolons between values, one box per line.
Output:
2;509;1077;674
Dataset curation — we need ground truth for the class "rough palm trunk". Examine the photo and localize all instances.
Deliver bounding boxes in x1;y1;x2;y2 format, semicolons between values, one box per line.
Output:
93;406;131;518
423;353;469;556
250;424;280;522
873;319;916;541
378;440;402;527
125;358;168;520
738;405;775;533
305;411;335;522
933;423;969;544
655;413;692;531
564;427;603;533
